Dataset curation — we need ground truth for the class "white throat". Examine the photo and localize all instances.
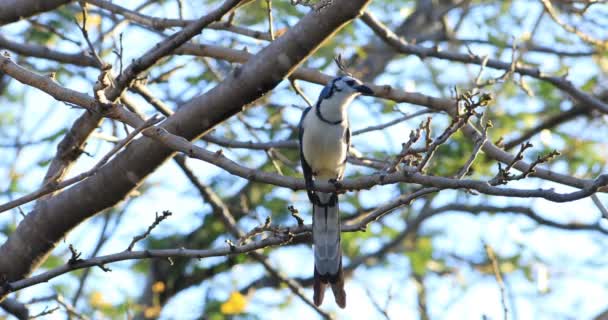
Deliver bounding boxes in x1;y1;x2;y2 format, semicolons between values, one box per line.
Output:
317;92;357;123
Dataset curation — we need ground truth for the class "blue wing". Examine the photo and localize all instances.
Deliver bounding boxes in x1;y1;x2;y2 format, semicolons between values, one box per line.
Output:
298;107;315;202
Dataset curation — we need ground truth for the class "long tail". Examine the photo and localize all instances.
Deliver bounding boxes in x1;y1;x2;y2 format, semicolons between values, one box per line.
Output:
312;192;345;308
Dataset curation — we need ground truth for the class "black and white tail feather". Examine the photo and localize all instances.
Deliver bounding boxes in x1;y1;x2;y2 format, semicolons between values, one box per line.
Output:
298;75;373;308
312;192;345;308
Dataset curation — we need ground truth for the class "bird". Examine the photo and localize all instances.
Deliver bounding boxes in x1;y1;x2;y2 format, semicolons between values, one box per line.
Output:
298;75;373;308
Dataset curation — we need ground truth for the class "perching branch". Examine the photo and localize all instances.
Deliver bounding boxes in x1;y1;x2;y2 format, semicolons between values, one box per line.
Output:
360;11;608;114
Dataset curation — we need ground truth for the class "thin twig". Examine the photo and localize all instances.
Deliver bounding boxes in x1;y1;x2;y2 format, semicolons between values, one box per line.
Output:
76;1;106;68
484;244;508;320
365;286;392;320
126;210;172;251
29;306;60;319
360;11;608;114
289;78;314;108
540;0;607;49
0;115;163;214
265;0;275;40
454;116;490;179
353;110;432;135
592;194;608;220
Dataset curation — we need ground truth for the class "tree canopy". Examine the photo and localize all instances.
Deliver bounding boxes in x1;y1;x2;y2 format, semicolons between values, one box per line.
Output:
0;0;607;319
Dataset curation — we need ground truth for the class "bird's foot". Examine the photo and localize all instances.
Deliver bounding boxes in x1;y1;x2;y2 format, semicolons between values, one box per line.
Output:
328;178;344;193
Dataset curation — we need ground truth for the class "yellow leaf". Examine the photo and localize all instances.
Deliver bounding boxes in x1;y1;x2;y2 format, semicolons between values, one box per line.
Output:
152;281;165;293
89;291;111;309
75;12;102;28
144;305;162;319
220;291;247;315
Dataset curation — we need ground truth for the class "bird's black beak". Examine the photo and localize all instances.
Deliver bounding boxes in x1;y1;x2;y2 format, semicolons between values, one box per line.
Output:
355;84;373;96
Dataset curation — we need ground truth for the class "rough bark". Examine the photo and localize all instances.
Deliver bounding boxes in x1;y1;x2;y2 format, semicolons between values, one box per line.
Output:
0;0;73;26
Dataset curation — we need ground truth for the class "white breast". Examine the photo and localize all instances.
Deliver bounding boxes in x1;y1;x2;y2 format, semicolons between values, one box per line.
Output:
302;111;348;180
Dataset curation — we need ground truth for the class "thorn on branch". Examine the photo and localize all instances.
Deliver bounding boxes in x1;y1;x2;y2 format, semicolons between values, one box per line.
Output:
96;264;111;272
68;244;83;265
126;210;172;251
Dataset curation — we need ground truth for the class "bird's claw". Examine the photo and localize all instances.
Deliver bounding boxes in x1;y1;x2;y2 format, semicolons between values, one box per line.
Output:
328;178;344;193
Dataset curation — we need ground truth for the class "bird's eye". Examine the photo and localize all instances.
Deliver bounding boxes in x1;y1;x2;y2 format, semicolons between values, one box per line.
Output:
345;80;355;86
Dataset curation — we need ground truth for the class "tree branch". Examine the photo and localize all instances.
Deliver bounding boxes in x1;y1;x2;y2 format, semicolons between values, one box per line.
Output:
361;11;608;114
0;35;100;67
0;0;373;301
0;0;72;26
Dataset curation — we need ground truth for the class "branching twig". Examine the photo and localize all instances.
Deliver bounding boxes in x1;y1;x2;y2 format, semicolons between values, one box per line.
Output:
265;0;275;40
455;119;490;179
75;1;106;68
490;142;534;185
416;103;475;173
1;230;298;297
360;11;608;114
385;127;422;172
176;163;330;318
68;244;83;265
0;115;162;214
0;34;99;67
541;0;607;49
127;210;173;251
85;0;272;40
288;205;304;226
490;142;560;185
29;306;60;319
238;216;281;244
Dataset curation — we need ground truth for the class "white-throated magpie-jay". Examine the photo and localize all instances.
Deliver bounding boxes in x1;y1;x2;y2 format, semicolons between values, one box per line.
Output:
299;75;373;308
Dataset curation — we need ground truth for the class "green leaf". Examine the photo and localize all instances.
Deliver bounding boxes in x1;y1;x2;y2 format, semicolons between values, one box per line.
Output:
41;255;64;269
406;236;433;276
